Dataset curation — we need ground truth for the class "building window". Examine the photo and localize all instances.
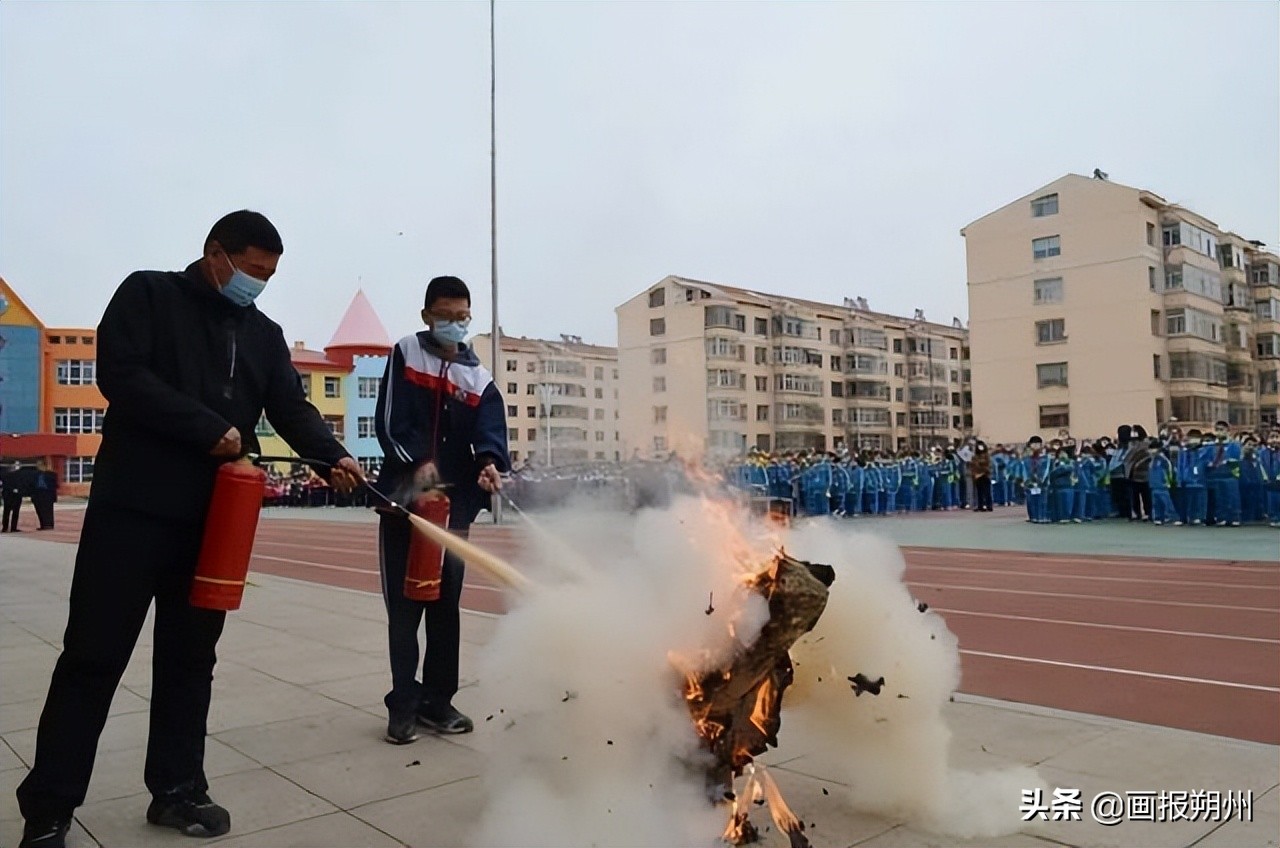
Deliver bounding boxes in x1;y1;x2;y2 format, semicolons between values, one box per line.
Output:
754;376;768;391
527;361;536;373
1162;225;1180;247
893;362;904;377
507;405;518;418
756;404;769;421
1039;404;1070;429
1153;355;1162;379
48;335;62;344
1146;222;1155;246
527;428;537;441
527;385;537;395
506;359;518;372
507;382;518;394
55;360;96;386
830;355;841;371
1148;266;1157;291
951;391;961;406
896;412;907;426
654;406;667;423
1032;236;1061;260
357;376;381;398
1036;362;1068;388
1033;277;1063;305
754;317;768;336
357;416;376;439
53;407;104;434
595;431;605;442
594;367;604;380
648;288;665;308
299;376;312;399
324;376;341;398
1030;193;1058;217
895;387;904;402
527;406;536;417
650;347;667;365
951;370;960;382
653;376;666;392
650;318;666;336
594;388;603;399
65;456;95;484
892;338;903;354
832;409;844;425
653;436;667;452
1035;319;1066;344
323;415;344;439
831;381;844;397
949;348;958;360
508;428;519;442
594;409;604;420
1257;334;1280;359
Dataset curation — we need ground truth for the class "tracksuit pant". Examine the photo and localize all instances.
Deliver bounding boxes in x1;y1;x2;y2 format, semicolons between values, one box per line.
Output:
1210;478;1241;525
1151;488;1178;524
18;504;225;821
1026;489;1049;523
378;513;466;717
1182;486;1208;524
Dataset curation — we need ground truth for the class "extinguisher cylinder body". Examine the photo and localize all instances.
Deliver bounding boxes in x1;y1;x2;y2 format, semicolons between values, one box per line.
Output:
405;494;451;601
191;461;268;611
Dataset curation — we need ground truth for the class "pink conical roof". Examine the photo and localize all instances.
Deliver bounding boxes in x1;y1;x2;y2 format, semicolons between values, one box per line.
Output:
327;290;391;349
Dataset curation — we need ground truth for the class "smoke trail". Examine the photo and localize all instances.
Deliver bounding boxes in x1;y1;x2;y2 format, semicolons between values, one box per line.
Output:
469;497;1040;845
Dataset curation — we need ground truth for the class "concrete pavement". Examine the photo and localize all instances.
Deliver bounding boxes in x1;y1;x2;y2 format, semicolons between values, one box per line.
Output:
1;527;1276;848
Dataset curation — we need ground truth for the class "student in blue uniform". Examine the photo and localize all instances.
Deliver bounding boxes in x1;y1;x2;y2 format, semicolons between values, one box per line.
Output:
898;452;919;513
844;457;865;517
1178;429;1209;525
1204;421;1242;526
1239;437;1265;524
1074;444;1101;522
1148;439;1180;526
991;446;1010;507
1047;440;1077;524
862;454;881;516
1262;431;1280;528
1022;437;1051;524
881;455;902;515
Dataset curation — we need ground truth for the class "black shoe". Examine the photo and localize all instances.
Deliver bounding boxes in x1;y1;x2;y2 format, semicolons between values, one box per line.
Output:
416;703;474;734
386;713;419;745
146;792;231;838
20;818;71;848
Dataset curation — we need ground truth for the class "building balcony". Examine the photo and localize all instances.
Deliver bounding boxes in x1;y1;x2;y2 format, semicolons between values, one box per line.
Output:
1165;335;1226;356
1161;289;1225;314
1164;245;1220;274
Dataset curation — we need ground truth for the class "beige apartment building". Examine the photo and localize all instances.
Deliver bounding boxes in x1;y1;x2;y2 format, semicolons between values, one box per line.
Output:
616;277;972;460
963;173;1280;443
472;332;621;466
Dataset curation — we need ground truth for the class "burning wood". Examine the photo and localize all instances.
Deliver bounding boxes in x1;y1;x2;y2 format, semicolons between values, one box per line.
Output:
677;550;835;847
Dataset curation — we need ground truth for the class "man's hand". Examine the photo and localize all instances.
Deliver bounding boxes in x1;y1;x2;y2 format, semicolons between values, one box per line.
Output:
478;463;502;494
329;457;365;496
413;461;442;492
211;427;242;458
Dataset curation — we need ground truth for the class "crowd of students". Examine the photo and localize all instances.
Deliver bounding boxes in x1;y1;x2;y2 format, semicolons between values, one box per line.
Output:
727;421;1280;528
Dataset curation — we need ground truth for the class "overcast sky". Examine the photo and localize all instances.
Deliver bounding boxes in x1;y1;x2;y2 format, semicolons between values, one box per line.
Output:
3;1;1277;350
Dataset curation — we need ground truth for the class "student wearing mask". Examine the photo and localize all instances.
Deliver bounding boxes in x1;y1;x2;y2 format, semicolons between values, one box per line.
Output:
1075;444;1102;522
991;445;1010;507
1047;440;1077;524
1178;429;1209;525
1239;437;1266;524
1204;421;1242;527
1148;439;1180;526
1262;431;1280;528
970;440;993;512
1125;425;1153;521
1023;437;1051;524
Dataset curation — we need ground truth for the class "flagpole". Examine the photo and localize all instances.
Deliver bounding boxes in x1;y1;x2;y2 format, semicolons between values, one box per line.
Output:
489;0;503;524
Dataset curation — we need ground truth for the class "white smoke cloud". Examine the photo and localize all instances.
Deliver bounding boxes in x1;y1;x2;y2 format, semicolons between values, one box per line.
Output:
468;496;1039;846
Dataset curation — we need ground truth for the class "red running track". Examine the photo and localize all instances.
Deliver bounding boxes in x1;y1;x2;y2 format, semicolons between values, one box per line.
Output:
20;511;1280;744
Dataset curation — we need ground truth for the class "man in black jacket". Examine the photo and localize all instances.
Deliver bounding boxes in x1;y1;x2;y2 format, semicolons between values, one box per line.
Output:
17;211;363;848
1;461;30;532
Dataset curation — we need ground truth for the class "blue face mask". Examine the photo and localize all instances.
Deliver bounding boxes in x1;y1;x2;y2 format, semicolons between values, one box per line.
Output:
432;321;469;345
219;256;267;307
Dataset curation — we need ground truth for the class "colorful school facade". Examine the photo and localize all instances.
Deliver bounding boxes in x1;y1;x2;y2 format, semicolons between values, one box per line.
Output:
0;276;395;496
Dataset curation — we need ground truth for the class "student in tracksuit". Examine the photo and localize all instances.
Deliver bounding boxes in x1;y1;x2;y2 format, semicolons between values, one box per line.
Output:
1074;445;1101;522
845;459;865;517
1239;438;1265;524
1022;437;1051;523
918;452;936;512
1262;432;1280;527
1148;439;1180;526
862;455;881;516
1204;421;1242;526
1047;441;1077;524
881;457;902;515
899;453;919;513
375;275;510;745
992;447;1010;507
1178;429;1209;525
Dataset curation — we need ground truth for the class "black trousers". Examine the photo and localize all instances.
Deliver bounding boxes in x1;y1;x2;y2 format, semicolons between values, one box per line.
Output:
1110;478;1132;519
1130;482;1152;520
378;513;466;716
2;495;22;531
17;504;226;820
33;493;55;528
974;476;993;511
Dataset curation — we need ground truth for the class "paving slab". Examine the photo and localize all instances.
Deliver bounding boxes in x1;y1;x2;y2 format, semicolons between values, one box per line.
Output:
214;810;404;848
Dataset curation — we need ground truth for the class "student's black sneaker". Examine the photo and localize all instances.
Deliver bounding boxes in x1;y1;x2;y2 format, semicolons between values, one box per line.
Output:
416;702;474;734
19;818;71;848
146;792;230;838
386;713;419;745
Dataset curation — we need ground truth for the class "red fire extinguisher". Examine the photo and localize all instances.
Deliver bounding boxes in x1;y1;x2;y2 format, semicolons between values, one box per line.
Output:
405;492;451;601
191;459;267;611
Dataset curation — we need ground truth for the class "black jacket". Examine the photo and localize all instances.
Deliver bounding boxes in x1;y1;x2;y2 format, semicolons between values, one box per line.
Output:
92;260;349;523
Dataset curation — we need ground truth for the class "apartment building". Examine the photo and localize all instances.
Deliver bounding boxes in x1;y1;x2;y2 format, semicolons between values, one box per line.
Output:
616;276;972;460
963;173;1280;443
472;332;621;466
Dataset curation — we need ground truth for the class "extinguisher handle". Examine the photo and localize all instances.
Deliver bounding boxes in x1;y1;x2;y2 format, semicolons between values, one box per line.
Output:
245;454;334;469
